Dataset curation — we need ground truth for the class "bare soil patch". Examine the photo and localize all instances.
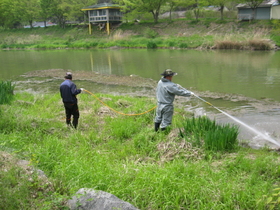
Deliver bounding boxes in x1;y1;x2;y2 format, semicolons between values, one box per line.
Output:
22;69;157;89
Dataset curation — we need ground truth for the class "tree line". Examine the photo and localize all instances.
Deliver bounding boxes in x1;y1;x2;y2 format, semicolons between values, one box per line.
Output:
0;0;263;29
0;0;98;28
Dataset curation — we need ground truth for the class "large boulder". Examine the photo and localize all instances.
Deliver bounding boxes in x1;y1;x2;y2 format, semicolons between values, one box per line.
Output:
68;188;139;210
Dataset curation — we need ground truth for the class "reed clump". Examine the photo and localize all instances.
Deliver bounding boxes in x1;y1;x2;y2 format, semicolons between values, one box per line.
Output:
214;39;274;50
180;116;239;151
248;39;274;50
214;40;243;49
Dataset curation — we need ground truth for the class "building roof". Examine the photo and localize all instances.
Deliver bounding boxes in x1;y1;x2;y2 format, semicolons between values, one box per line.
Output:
237;0;279;8
81;3;120;11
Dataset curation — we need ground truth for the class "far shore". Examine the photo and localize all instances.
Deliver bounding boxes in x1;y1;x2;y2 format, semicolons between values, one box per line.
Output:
1;19;279;50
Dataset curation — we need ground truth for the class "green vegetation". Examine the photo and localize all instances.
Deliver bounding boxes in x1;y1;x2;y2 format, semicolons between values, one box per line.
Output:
0;81;14;105
1;19;279;50
1;90;280;209
0;157;67;210
180;116;239;151
0;0;236;28
262;187;280;209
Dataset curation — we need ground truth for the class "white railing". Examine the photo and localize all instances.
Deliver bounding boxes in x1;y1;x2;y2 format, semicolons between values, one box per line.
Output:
90;16;122;22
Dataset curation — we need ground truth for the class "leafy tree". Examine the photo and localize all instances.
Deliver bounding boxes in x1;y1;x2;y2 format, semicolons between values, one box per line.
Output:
113;0;140;22
225;0;239;11
165;0;178;20
210;0;230;20
0;0;4;26
0;0;21;28
115;0;169;23
15;0;40;28
244;0;264;20
48;0;72;28
67;0;97;23
193;0;210;21
1;0;98;28
174;0;209;21
39;0;54;27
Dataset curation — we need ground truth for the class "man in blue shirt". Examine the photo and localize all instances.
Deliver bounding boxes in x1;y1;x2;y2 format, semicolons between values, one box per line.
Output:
155;69;193;132
60;72;83;129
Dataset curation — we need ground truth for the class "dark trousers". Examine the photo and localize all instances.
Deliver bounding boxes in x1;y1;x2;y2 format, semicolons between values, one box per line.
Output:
63;103;79;129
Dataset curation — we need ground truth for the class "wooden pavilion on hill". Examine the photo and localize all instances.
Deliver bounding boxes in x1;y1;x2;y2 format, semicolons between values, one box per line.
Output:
81;3;122;35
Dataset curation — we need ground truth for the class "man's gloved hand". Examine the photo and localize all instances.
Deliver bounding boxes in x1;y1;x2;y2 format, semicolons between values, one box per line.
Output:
190;91;195;96
80;88;85;93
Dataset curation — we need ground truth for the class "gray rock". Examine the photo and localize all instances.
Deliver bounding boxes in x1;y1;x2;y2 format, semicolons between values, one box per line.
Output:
68;188;139;210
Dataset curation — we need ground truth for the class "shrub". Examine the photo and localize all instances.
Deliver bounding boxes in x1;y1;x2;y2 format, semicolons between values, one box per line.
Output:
271;35;280;46
179;42;188;48
147;41;157;49
214;40;243;49
248;39;274;50
143;28;158;38
167;41;176;47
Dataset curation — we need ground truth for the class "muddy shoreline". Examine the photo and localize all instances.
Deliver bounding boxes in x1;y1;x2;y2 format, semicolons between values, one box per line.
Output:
13;69;280;149
18;69;280;114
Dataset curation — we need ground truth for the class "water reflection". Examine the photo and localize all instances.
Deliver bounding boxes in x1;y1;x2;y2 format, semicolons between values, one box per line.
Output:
1;49;280;100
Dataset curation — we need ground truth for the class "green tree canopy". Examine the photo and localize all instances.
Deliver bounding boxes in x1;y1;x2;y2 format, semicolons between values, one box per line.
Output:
174;0;210;20
16;0;40;28
0;0;21;28
209;0;232;20
115;0;169;23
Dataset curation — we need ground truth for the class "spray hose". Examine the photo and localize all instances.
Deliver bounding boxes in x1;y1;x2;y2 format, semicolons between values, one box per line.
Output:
82;89;157;116
192;93;280;147
81;88;280;147
192;94;223;112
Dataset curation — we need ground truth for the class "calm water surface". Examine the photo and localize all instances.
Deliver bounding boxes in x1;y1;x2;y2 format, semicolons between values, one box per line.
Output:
1;49;280;148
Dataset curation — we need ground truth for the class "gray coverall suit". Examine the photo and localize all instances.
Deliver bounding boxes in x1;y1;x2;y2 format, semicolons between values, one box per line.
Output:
154;77;192;130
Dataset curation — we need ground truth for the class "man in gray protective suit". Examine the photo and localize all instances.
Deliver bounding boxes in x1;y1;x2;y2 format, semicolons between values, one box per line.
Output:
154;69;193;132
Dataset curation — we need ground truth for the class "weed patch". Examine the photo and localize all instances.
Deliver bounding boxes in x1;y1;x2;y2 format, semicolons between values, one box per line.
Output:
0;91;279;209
180;116;239;151
0;81;14;105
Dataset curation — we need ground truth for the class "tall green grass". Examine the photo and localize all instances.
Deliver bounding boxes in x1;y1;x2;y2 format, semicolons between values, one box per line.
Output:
179;116;239;151
0;92;279;209
0;81;14;105
0;159;68;210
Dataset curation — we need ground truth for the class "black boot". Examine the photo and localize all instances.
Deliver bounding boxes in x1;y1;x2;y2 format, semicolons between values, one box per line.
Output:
154;123;160;132
72;118;78;129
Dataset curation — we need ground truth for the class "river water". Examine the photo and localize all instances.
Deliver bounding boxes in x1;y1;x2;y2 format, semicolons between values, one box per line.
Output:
1;49;280;148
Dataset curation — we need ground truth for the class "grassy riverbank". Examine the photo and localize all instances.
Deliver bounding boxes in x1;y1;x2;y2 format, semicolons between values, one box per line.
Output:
1;19;280;50
1;89;280;209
